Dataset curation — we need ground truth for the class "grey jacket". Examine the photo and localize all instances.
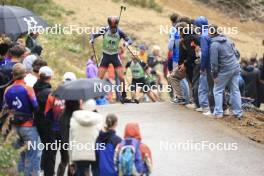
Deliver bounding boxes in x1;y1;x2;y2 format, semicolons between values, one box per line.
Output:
210;35;240;76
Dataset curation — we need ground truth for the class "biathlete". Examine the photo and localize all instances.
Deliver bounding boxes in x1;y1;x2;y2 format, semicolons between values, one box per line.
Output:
90;16;132;103
125;51;158;103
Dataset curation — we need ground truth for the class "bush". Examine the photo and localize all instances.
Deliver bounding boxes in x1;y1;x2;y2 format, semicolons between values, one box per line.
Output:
0;135;19;175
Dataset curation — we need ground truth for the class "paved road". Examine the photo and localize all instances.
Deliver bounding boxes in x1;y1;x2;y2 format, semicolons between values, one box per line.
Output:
97;102;264;176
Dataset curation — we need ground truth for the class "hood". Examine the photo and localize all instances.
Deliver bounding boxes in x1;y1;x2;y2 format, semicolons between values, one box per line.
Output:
244;65;255;72
124;123;142;141
194;16;208;27
97;129;116;143
87;59;95;65
211;35;227;43
33;80;52;93
71;110;102;127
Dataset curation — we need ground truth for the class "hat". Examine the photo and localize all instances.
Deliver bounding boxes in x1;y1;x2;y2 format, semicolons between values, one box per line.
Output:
23;54;38;72
12;63;27;80
39;66;53;77
152;45;160;52
63;72;77;82
139;44;146;50
83;99;96;111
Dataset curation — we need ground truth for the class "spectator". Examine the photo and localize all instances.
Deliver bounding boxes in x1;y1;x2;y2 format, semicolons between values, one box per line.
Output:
45;95;66;176
147;45;164;71
194;16;211;114
209;25;242;119
26;32;43;56
33;66;54;174
0;45;26;109
138;44;148;64
69;99;103;176
177;20;201;109
3;45;27;78
86;55;98;78
168;13;180;73
115;123;152;176
63;72;77;83
4;63;41;175
32;59;48;76
241;60;261;107
168;22;189;105
0;36;13;65
96;113;122;176
23;54;38;87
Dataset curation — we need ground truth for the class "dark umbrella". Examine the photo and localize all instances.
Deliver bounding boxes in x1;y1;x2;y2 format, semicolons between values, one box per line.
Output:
0;5;48;40
53;78;113;101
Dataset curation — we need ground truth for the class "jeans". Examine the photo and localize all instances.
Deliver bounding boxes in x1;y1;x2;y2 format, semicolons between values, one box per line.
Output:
192;64;201;107
198;73;209;108
16;126;42;176
75;161;98;176
181;78;190;104
213;69;242;117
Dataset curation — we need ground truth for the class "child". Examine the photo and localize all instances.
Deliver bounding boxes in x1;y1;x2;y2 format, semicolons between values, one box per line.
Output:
69;99;102;176
96;114;122;176
115;123;152;176
86;55;98;79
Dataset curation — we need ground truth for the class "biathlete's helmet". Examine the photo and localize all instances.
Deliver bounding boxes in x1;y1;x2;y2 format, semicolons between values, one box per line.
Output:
107;16;119;28
194;16;208;27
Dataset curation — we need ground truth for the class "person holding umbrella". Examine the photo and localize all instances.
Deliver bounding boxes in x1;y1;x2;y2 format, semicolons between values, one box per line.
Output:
90;16;132;103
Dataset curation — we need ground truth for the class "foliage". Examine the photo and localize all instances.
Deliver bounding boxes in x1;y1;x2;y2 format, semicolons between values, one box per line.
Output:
0;135;19;175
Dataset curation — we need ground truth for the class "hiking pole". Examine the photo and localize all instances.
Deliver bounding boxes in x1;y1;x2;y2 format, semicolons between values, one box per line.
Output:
262;40;264;80
91;44;99;66
118;5;127;23
126;46;139;60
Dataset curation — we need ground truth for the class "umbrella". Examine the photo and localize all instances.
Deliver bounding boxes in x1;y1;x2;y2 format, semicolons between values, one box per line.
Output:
53;78;113;101
0;5;48;40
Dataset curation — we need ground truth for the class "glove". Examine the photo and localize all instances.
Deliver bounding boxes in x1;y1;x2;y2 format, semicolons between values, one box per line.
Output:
172;61;178;70
124;42;129;47
122;91;127;99
89;39;94;45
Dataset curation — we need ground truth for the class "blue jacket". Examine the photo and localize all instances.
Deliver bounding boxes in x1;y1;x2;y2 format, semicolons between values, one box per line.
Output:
200;28;211;71
210;34;240;76
168;27;180;63
96;130;122;176
4;80;38;126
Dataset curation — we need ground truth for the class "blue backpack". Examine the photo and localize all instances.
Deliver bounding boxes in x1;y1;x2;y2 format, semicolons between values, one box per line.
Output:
118;138;144;176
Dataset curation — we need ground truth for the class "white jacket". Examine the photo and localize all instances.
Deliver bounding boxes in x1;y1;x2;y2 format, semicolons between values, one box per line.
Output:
69;110;102;162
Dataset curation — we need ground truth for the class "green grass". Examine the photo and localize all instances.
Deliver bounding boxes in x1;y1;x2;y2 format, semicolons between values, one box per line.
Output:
112;0;163;13
0;135;19;175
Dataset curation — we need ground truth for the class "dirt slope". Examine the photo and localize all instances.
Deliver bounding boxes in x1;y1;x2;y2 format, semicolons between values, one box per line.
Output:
53;0;264;58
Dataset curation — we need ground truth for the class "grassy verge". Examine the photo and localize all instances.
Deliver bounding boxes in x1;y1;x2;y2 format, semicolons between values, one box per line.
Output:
0;135;19;175
1;0;93;174
112;0;163;13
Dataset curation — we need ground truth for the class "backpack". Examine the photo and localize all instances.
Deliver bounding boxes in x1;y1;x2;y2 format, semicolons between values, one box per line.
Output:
117;138;144;176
